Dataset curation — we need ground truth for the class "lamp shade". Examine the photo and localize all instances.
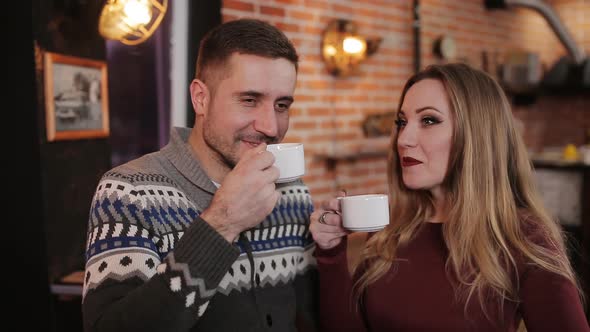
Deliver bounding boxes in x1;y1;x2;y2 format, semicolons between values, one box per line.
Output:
321;19;380;77
99;0;168;45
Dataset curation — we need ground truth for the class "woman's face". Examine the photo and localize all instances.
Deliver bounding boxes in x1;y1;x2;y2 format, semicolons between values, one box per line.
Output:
396;79;454;198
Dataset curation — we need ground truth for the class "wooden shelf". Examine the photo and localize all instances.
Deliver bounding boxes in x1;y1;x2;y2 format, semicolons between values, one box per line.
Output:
315;149;388;161
51;270;84;296
532;159;590;170
314;137;389;169
51;283;83;296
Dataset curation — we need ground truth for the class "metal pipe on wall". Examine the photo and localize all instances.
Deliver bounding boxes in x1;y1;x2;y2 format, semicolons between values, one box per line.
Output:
413;0;421;74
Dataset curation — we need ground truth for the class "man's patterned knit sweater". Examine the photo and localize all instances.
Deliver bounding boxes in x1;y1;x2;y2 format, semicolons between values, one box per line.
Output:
82;127;317;332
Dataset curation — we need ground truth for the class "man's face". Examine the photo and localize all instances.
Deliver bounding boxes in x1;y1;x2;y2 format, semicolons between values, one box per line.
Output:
202;53;297;168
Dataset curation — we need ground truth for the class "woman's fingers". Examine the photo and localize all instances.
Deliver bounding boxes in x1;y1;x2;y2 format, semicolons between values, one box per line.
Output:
311;191;351;249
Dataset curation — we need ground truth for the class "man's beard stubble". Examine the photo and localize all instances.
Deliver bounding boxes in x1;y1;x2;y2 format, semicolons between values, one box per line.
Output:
202;122;278;170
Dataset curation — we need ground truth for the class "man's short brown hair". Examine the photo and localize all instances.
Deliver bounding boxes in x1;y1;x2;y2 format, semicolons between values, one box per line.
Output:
195;18;299;90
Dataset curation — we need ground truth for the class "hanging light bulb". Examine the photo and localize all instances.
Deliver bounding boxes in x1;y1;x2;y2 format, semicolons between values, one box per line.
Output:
99;0;168;46
342;36;366;55
321;19;381;77
323;44;338;57
123;0;152;28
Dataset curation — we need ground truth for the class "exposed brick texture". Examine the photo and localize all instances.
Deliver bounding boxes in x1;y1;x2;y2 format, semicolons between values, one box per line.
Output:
221;0;589;204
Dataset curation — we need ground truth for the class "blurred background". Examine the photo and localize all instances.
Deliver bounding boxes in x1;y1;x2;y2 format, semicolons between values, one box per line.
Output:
28;0;588;330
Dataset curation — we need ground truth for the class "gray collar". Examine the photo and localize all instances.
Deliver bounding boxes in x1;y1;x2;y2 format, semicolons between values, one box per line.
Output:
161;127;218;194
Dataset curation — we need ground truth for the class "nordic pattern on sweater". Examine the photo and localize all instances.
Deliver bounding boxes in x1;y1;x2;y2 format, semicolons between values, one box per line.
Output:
83;171;315;308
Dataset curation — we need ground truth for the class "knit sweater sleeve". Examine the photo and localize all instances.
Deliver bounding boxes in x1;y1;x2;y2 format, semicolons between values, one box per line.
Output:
314;239;368;332
82;175;240;332
293;241;320;332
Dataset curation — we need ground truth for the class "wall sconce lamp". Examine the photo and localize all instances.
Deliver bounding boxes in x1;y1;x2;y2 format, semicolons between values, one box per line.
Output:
98;0;168;46
321;19;382;77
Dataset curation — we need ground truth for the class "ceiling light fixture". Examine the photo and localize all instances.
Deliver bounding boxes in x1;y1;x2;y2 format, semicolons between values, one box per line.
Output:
98;0;168;46
321;19;381;77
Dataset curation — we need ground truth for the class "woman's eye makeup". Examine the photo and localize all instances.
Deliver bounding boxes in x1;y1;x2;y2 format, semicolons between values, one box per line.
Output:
394;118;407;128
395;110;443;129
421;116;441;126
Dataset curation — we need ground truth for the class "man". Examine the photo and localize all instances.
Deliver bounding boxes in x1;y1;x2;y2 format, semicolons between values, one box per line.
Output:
82;19;317;331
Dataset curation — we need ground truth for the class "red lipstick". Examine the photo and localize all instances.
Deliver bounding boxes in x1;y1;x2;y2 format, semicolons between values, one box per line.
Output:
402;157;422;167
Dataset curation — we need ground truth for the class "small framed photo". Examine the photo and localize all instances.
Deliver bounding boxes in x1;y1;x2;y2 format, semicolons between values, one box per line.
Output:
44;52;109;141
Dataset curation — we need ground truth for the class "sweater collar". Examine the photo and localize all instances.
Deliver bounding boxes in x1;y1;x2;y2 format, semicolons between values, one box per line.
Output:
162;127;218;194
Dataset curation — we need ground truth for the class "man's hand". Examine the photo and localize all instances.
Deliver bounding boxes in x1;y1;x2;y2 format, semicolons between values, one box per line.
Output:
201;143;281;242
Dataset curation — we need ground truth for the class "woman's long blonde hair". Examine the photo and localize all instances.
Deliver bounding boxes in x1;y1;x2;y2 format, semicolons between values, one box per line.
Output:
354;63;583;319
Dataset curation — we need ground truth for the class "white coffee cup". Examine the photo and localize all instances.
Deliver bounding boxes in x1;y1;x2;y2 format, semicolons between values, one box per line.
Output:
338;194;389;232
267;143;305;183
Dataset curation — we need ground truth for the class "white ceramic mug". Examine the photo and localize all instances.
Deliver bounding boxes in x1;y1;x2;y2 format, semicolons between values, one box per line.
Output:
338;194;389;232
267;143;305;183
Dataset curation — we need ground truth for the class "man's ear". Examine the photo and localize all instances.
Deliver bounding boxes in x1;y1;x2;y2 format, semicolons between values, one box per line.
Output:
189;79;209;116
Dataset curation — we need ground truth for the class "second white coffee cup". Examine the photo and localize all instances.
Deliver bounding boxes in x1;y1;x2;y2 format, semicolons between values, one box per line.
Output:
338;194;389;232
267;143;305;183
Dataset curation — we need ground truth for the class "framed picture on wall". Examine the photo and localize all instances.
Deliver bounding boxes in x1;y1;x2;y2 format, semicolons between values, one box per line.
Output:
44;52;109;141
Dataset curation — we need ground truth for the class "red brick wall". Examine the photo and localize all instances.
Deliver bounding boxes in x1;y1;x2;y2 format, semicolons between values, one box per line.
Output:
511;0;590;151
221;0;589;203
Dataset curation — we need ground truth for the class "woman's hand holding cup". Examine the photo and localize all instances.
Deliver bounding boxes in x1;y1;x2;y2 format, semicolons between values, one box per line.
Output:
310;190;349;250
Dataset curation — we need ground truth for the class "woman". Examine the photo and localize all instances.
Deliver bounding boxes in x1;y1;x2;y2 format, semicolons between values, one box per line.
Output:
310;63;588;331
